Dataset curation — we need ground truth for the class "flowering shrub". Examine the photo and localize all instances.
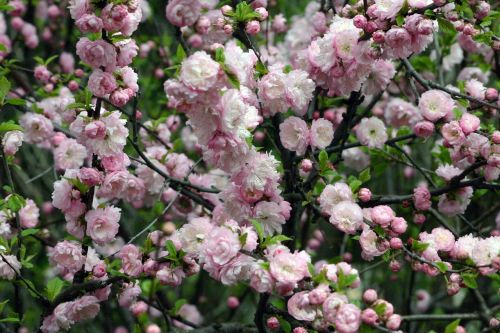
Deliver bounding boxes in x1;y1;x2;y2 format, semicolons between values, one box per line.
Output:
0;0;499;333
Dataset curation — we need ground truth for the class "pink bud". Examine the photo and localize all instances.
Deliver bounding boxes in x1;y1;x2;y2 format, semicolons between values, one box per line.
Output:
292;328;307;333
391;217;407;234
145;324;161;333
459;113;480;135
74;69;85;77
324;110;335;122
92;262;107;278
246;20;261;35
353;15;367;29
361;308;378;325
389;260;401;272
267;316;280;330
221;5;233;15
51;132;67;146
154;68;165;79
413;213;426;225
363;289;378;304
227;296;239;309
223;24;234;35
485;88;498;101
414;121;435;138
42;202;54;215
364;21;378;34
196;16;211;35
188;34;203;48
131;301;148;316
68;80;79;91
255;7;269;21
358;188;372;202
372;31;385;43
47;5;61;18
300;159;313;173
78;168;103;186
307;238;321;250
342;252;352;263
390;237;403;249
84;121;107;139
11;17;25;31
463;24;474;35
386;314;402;330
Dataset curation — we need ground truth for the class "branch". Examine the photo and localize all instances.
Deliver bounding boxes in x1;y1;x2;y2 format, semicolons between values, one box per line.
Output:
402;59;500;110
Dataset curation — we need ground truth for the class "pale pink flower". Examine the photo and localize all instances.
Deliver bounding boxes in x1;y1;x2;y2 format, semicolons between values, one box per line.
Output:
19;113;54;144
465;79;486;100
76;37;117;72
323;293;348;323
118;282;141;307
53;138;87;170
75;14;103;33
279;116;310;155
436;164;462;181
68;0;91;20
319;183;353;215
0;254;21;280
371;205;395;228
419;90;455;122
250;265;275;293
413;185;431;211
373;0;405;20
200;225;240;266
384;27;412;59
437;187;473;216
180;51;221;91
85;206;121;245
459;113;480;135
116;39;138;67
269;250;310;285
287;291;316;321
253;201;288;236
68;296;100;322
285;70;315;116
166;0;201;27
384;98;422;128
310;118;334;149
364;60;396;95
2;130;23;156
101;4;129;32
19;199;39;228
174;304;204;330
413;120;435;138
430;227;455;252
335;303;361;333
356;117;388;148
177;217;214;255
51;240;86;273
441;121;465;146
360;228;386;261
88;69;117;97
52;177;86;218
118;244;143;277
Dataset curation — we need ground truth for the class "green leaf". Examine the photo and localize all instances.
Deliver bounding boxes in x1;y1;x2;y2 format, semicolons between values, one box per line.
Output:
215;47;225;63
461;272;478;289
0;317;20;323
277;317;291;333
0;75;11;105
411;240;430;253
6;194;25;213
0;299;8;313
21;228;39;237
373;302;387;317
5;98;25;106
359;168;371;183
0;121;23;133
318;150;328;171
444;319;460;333
349;179;362;193
225;70;240;90
176;44;186;62
45;277;65;301
435;261;448;274
437;18;457;35
165;240;177;257
261;235;292;248
251;219;264;243
171;299;187;315
396;15;404;26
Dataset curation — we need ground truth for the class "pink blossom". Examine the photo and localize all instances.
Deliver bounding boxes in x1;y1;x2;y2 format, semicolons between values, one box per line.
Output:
200;225;240;267
414;120;435;138
76;38;117;72
436;164;462;181
166;0;201;27
19;113;54;144
85;206;121;245
117;39;138;67
419;90;455;122
2;130;23;156
371;205;395;228
459;113;480;135
287;291;316;321
360;229;386;261
180;51;220;91
322;293;348;323
0;254;21;280
52;177;86;218
101;4;129;32
319;183;353;214
68;296;100;322
34;65;51;83
356;117;388;148
441;121;465;146
118;244;143;277
364;60;396;96
118;282;141;307
51;240;85;273
19;199;39;228
329;201;363;234
373;0;405;20
269;250;310;285
54;138;87;170
75;14;103;33
88;69;118;97
413;185;431;211
68;0;91;20
279;116;310;155
310;118;334;149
